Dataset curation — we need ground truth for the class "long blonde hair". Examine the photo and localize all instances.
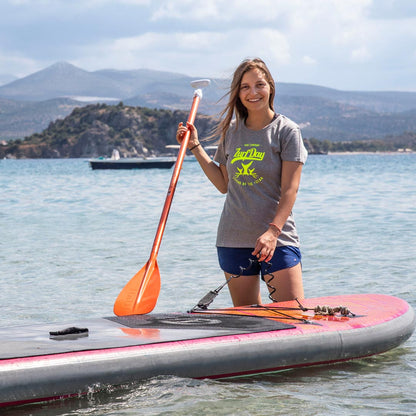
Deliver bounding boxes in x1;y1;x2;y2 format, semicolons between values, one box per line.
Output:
214;58;276;142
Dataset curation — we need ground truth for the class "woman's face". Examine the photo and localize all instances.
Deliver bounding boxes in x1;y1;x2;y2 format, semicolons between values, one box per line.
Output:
238;68;272;114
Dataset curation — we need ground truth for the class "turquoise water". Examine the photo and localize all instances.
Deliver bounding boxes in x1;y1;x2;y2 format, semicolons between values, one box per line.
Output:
1;154;415;415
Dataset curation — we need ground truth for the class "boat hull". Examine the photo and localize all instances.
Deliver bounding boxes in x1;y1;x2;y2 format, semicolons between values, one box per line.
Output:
89;159;175;170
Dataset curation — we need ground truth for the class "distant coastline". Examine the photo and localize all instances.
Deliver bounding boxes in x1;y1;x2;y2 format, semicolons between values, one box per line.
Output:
327;150;414;155
303;133;415;155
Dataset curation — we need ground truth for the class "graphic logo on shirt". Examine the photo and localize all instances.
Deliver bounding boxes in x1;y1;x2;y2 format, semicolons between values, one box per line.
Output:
231;144;264;186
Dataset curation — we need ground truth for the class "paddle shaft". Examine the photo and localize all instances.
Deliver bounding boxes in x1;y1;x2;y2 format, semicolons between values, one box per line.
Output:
114;86;205;315
147;92;201;264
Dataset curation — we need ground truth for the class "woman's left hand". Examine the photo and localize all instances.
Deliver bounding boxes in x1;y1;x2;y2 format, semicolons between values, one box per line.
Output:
252;227;280;262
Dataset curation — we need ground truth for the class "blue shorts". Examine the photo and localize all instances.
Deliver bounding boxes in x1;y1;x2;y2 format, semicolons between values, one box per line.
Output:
217;246;301;276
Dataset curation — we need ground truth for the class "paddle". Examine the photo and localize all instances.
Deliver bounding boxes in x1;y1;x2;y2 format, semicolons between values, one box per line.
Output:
114;79;211;316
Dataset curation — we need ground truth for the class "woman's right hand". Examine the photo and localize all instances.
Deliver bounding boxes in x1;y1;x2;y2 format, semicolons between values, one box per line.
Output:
176;122;199;150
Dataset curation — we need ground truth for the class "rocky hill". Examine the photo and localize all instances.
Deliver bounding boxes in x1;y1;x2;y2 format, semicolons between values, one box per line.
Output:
0;103;217;159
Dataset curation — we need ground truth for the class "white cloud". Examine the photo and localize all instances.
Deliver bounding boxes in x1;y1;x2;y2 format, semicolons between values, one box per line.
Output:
367;0;416;19
151;0;221;21
351;46;371;62
302;56;317;65
117;0;150;4
75;28;291;78
1;0;416;90
9;0;149;6
243;29;291;64
0;50;40;77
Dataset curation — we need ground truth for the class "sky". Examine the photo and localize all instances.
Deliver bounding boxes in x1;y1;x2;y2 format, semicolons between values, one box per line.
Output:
0;0;416;91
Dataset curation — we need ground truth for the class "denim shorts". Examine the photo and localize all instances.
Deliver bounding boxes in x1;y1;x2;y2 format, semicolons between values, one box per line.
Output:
217;246;301;276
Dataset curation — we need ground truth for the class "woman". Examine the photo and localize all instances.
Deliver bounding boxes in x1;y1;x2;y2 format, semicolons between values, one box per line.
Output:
176;58;307;307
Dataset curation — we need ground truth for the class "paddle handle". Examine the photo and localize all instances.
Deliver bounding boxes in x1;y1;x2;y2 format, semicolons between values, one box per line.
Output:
148;91;202;262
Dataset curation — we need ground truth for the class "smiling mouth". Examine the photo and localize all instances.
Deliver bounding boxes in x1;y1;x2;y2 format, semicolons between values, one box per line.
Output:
247;98;262;102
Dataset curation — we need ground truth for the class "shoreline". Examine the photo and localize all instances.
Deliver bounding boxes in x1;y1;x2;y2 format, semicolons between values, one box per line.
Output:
326;150;414;155
326;151;416;156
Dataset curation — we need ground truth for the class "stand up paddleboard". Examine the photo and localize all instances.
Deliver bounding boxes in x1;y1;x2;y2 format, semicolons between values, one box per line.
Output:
0;293;414;408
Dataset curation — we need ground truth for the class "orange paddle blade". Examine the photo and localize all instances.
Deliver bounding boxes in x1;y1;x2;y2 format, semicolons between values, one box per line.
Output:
113;260;161;316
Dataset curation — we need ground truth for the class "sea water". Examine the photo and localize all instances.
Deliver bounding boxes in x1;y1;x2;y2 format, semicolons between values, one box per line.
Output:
0;154;415;416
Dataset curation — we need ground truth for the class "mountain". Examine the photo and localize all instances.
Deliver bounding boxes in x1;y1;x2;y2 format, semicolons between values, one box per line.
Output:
2;62;415;112
0;62;415;142
0;62;198;102
0;97;81;140
278;95;416;141
276;83;416;113
0;62;121;101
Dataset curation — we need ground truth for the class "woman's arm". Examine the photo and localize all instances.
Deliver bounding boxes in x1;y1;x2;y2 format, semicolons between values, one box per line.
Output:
177;122;228;194
252;160;304;262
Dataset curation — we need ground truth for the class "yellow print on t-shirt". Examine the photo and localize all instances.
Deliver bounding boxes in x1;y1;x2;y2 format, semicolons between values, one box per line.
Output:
231;144;264;186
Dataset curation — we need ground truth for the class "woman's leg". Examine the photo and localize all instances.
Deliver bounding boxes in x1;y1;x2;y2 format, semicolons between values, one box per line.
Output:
225;272;262;306
265;263;304;302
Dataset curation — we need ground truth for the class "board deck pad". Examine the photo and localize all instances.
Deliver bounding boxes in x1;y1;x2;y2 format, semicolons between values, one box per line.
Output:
105;313;295;331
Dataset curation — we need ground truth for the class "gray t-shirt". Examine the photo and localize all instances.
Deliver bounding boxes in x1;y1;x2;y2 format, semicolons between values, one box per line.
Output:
214;114;307;248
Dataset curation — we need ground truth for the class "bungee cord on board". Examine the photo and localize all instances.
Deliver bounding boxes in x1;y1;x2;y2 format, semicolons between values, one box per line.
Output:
190;259;355;319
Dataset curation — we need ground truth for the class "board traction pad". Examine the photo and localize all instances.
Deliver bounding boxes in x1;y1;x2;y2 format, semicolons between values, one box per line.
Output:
105;313;295;332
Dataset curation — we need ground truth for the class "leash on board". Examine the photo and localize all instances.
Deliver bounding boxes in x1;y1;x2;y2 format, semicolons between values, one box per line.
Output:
189;262;251;312
190;259;355;319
